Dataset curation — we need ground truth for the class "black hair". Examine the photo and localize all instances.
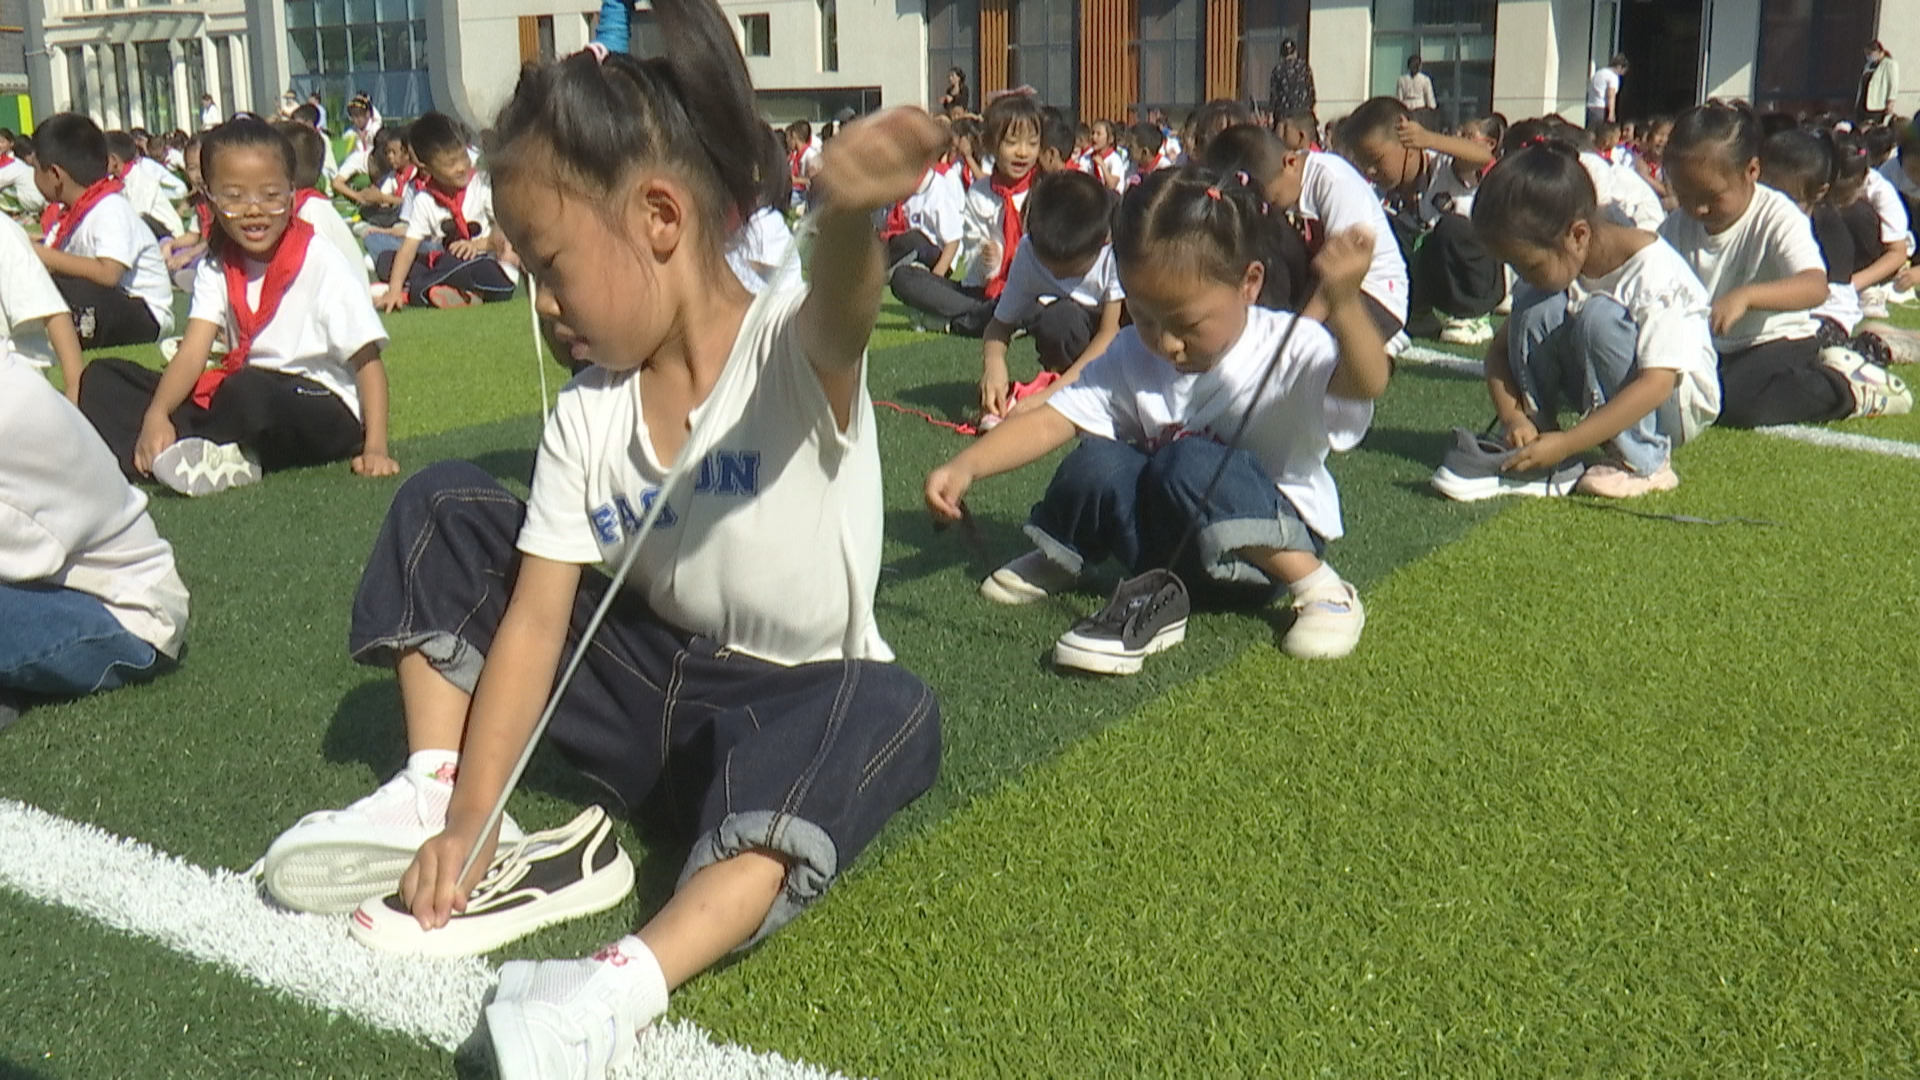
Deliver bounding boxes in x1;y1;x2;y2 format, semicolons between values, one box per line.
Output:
271;119;325;187
1587;117;1619;146
1274;107;1318;135
1182;98;1253;161
1503;114;1593;155
1204;123;1290;189
291;103;321;127
409;111;469;166
982;92;1043;156
104;130;138;163
1759;129;1833;205
486;0;766;259
13;134;33;162
1610;53;1630;71
199;116;298;192
1898;119;1920;161
756;125;789;210
1668;100;1762;170
1039;105;1076;162
1758;111;1799;139
786;119;813;144
369;125;407;184
1024;170;1111;266
1130;121;1165;158
1827;129;1873;201
1113;165;1274;289
1862;122;1899;163
31;113;108;185
0;128;14;144
1470;138;1599;250
1643;114;1672;135
1339;97;1412;153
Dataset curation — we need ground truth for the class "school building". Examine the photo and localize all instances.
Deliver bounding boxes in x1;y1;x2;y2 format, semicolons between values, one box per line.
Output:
24;0;1913;134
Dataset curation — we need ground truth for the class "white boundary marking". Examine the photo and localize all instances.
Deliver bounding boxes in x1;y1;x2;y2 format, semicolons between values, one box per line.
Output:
0;798;855;1080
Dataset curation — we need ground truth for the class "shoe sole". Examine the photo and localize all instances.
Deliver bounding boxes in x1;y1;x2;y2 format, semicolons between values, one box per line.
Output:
152;440;261;498
980;574;1050;606
1053;620;1186;676
1282;609;1366;660
264;838;425;914
484;997;545;1080
426;286;479;309
1430;466;1581;502
349;846;636;957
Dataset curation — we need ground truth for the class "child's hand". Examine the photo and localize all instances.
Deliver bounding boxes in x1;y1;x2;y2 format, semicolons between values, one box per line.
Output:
924;462;975;524
133;413;177;476
1503;415;1540;449
1899;265;1920;292
980;355;1012;416
352;449;400;477
1710;289;1749;335
398;828;493;931
1395;116;1430;150
1313;227;1374;306
449;239;480;260
375;288;406;314
1501;430;1571;473
815;109;948;213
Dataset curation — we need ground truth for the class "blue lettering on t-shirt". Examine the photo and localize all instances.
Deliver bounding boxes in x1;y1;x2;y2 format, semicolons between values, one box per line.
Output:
587;449;760;544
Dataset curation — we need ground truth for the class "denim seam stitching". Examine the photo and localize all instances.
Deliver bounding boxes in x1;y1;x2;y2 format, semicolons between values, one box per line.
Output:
771;661;859;844
859;683;933;793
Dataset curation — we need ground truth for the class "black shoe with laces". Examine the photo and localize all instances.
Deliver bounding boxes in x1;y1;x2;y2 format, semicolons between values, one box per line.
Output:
1053;569;1191;675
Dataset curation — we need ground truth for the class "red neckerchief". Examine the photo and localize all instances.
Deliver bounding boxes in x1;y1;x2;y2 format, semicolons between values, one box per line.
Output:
984;170;1032;299
292;187;327;214
194;199;213;238
117;160;134;180
882;170;929;240
191;216;316;409
44;175;126;250
789;148;806;192
0;153;15;168
422;179;472;240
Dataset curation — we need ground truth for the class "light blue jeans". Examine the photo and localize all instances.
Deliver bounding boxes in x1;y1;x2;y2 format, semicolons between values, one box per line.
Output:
1508;287;1675;476
0;582;165;699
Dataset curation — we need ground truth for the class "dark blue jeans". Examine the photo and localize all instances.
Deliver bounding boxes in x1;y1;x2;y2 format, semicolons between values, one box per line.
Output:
1026;437;1323;607
347;461;941;943
0;582;166;699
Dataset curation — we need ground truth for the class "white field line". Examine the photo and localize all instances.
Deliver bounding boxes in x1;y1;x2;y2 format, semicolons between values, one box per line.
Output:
0;798;855;1080
1401;345;1920;463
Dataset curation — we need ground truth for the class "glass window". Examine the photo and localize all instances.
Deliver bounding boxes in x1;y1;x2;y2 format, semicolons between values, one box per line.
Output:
819;0;838;73
318;26;348;71
1755;0;1881;112
1138;0;1203;112
348;0;374;25
350;26;379;70
1010;0;1074;113
380;21;412;69
376;0;404;22
65;46;87;114
288;28;317;75
926;0;977;109
137;41;174;131
317;0;345;26
740;13;770;57
1240;0;1307;102
1371;0;1494;126
286;0;313;28
215;35;234;112
184;37;206;111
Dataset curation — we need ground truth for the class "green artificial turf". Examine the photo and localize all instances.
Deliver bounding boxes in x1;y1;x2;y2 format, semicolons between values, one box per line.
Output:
679;427;1920;1077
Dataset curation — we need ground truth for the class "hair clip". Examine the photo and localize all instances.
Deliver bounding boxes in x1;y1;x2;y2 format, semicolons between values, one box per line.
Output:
584;41;610;63
1521;134;1550;149
1205;185;1222;200
1234;170;1252;188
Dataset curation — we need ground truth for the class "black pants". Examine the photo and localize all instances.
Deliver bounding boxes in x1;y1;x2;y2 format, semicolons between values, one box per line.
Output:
1414;214;1504;319
1027;299;1100;372
1840;198;1885;274
54;276;161;350
373;249;517;305
1716;336;1853;428
889;265;994;336
347;461;942;943
885;231;940;272
77;357;364;480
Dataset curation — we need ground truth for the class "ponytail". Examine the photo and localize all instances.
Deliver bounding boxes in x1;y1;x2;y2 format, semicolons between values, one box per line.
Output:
1114;165;1280;292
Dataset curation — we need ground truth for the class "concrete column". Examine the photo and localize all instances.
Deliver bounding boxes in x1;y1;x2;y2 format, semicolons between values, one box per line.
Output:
1492;0;1592;122
125;44;147;130
202;34;223;117
97;43;120;128
47;43;69;113
1308;0;1372;121
169;38;192;133
83;43;104;125
231;32;253;113
1701;0;1758;102
1879;9;1920;118
244;0;289;117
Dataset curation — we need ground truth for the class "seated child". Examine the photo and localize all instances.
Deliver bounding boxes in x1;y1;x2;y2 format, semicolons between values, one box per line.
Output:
1336;97;1502;344
1659;102;1909;425
32;114;173;349
881;129;966;279
976;170;1125;417
727;127;801;294
374;111;518;310
272;118;371;286
1864;121;1920;307
0;214;85;395
333;123;409;231
0;129;46;217
106;129;185;238
891;93;1040;337
77;117;396;496
1274;108;1320;153
926;168;1390;673
1087;119;1129;192
1036;106;1081;177
1437;137;1719;501
1126;122;1171;181
359;127;423;267
257;31;942;1077
161;133;214;290
1633;115;1675;207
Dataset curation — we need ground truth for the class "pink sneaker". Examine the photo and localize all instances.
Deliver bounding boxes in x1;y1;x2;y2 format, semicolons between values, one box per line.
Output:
425;284;481;309
1575;462;1680;498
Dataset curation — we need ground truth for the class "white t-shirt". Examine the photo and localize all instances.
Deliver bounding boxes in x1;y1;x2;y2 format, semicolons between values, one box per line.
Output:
379;171;421;221
1659;183;1824;352
1417;150;1477;223
1865;165;1913;245
121;159;185;238
0;215;67;368
726;207;801;295
516;284;891;665
298;196;368;286
991;241;1124;326
1046;305;1373;541
1588;67;1620;110
902;167;966;248
335;147;371;185
1580;152;1665;231
200;102;222;129
187;232;388;419
405;173;518;282
0;353;189;657
1396;72;1436;110
1296;152;1410;323
53;192;174;333
1569;236;1721;440
961;175;1032;289
1090;148;1129;191
0;156;45;212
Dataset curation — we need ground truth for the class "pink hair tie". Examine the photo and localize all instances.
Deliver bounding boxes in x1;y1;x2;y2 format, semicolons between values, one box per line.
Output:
584;42;610;63
1205;186;1222;200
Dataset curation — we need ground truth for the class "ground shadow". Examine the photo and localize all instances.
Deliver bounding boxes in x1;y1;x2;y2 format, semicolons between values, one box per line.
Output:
0;1059;55;1080
1359;424;1462;473
468;447;539;489
879;379;980;419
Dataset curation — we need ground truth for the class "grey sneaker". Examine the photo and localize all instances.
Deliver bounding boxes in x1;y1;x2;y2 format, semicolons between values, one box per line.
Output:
151;437;261;497
981;549;1082;606
1053;569;1190;676
1430;427;1584;502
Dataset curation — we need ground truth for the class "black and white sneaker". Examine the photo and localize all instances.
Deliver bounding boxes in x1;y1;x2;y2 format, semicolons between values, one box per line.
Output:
349;806;634;958
1430;427;1584;502
1053;569;1190;676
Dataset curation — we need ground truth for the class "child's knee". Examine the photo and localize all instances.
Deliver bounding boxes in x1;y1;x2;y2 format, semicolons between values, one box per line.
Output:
1568;296;1637;362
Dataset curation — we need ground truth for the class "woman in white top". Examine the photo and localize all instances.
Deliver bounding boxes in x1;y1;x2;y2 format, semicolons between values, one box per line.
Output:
1861;40;1899;124
1396;56;1436;112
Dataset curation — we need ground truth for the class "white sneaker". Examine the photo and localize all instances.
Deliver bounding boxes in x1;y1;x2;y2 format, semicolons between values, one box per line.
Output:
487;939;669;1080
151;437;261;497
1861;285;1892;320
262;768;523;914
1820;346;1915;418
980;549;1081;606
1437;314;1494;346
1889;285;1917;306
1281;583;1365;660
349;806;632;957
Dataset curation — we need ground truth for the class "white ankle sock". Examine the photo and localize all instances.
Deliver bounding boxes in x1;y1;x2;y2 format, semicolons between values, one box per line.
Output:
406;748;460;785
594;935;671;1026
1288;563;1346;604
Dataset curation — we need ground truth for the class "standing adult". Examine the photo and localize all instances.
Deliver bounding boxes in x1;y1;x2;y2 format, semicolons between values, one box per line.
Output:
198;93;220;131
1587;53;1628;129
939;68;971;116
1396;55;1436;111
1267;38;1316;117
1862;40;1900;124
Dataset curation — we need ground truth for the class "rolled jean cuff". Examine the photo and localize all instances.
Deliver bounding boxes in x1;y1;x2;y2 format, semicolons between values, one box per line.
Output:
1022;522;1087;576
349;629;484;693
1196;514;1321;586
681;810;840;948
